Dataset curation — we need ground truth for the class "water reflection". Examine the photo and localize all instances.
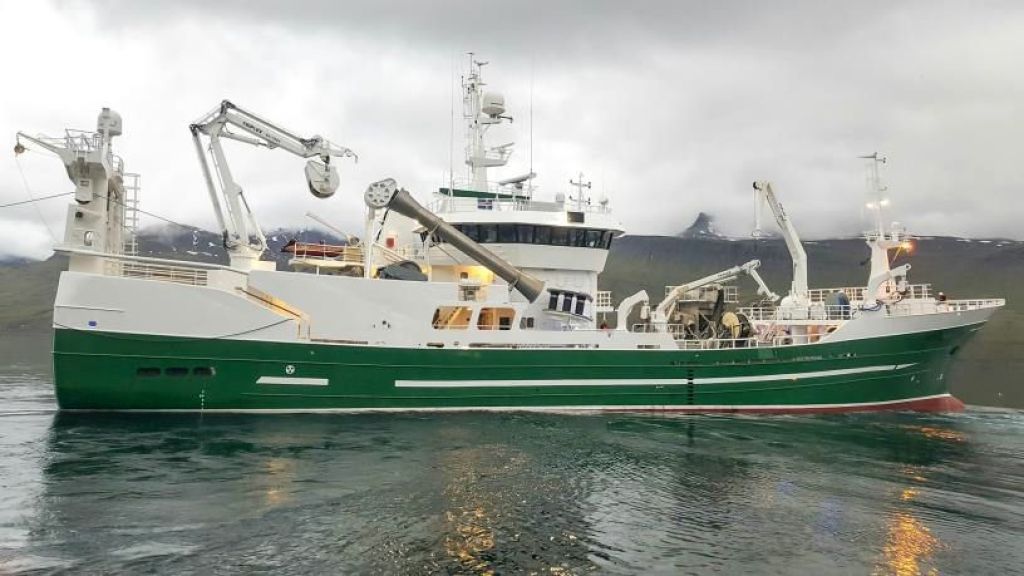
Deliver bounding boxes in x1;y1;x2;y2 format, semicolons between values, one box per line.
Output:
440;447;501;573
11;410;1009;574
873;422;972;576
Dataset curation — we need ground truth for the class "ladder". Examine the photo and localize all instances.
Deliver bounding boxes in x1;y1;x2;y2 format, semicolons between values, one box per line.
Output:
122;172;141;256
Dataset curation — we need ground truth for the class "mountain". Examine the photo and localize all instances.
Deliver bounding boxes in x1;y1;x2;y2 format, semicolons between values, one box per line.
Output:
135;225;347;268
677;212;726;239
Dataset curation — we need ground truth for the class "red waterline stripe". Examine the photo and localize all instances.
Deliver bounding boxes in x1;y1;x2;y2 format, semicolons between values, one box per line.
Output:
617;395;966;414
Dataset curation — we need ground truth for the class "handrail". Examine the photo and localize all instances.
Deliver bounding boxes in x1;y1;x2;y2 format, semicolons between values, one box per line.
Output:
664;284;738;303
428;196;612;215
57;247;248;274
107;260;209;286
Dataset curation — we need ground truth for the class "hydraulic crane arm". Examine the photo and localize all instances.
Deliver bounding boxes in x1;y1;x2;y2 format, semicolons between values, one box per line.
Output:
189;100;357;269
752;181;808;305
194;101;358;162
653;259;777;328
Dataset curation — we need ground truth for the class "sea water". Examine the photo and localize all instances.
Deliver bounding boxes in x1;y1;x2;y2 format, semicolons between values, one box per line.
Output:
1;337;1022;575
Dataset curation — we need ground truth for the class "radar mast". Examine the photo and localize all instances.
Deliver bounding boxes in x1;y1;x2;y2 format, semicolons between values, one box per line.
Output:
463;54;514;192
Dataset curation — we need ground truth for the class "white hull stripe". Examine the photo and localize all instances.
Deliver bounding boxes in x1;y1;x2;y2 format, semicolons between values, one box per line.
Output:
256;376;329;386
62;393;955;414
394;363;917;389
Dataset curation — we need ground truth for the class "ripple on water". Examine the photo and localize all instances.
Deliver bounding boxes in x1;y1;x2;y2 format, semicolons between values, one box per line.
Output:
1;357;1023;574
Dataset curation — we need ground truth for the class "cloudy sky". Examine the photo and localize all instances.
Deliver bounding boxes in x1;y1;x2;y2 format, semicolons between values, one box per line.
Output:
1;0;1022;259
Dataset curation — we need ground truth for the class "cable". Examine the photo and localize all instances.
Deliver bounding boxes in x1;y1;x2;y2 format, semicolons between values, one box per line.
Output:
13;156;58;240
92;190;203;233
0;191;73;209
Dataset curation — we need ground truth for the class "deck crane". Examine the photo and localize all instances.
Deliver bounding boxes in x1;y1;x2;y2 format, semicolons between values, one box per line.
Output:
190;100;357;270
752;181;809;306
652;259;778;330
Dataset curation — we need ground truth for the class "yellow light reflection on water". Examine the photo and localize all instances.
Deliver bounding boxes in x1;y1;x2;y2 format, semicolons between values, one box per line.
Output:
876;479;943;576
438;445;531;575
255;457;296;508
900;425;966;443
878;511;940;576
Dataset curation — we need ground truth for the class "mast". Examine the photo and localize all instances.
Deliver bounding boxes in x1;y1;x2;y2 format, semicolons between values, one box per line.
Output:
859;153;909;307
463;54;513;192
569;172;592;211
862;152;889;238
15;108;127;274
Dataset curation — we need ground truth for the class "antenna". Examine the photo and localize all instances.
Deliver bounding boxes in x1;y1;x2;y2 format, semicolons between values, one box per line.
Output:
861;152;888;236
529;56;534;196
569;172;592;211
448;51;455;198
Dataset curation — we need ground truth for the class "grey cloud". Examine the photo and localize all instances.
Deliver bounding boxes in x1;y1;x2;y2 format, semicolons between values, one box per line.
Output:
2;0;1022;261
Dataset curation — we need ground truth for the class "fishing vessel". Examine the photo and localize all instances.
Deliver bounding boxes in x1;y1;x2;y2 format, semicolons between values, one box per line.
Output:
16;59;1004;413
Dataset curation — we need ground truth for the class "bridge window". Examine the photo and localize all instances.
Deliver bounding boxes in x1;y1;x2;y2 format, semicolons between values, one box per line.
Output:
561;295;573;313
575;297;587;316
516;224;534;244
546;289;593;319
498;224;517;243
444;224;614;250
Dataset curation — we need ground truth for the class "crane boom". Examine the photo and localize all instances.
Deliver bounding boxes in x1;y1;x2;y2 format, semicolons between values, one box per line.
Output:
653;259;777;329
752;181;808;305
190;100;357;270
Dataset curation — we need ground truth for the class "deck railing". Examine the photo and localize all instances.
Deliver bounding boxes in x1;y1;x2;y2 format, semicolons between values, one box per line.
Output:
807;283;933;303
428;196;612;215
629;323;827;349
738;305;856;322
108;261;209;286
664;284;739;303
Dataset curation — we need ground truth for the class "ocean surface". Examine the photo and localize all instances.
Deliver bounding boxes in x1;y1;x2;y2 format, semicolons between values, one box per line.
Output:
1;337;1022;575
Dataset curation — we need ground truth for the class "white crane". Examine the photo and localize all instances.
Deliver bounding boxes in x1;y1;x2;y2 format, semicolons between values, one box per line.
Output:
15;108;127;274
652;259;778;330
190;100;357;270
752;181;808;306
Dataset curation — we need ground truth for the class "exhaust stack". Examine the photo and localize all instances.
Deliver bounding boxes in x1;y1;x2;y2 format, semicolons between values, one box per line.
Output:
364;179;546;303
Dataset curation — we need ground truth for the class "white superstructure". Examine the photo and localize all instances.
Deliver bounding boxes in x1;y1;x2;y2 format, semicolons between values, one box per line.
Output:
363;56;624;328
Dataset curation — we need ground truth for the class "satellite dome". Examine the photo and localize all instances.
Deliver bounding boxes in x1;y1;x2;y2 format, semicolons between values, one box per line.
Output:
481;92;505;117
97;107;122;137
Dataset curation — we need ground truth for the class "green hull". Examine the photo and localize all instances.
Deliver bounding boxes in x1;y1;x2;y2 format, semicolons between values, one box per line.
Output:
52;323;980;413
